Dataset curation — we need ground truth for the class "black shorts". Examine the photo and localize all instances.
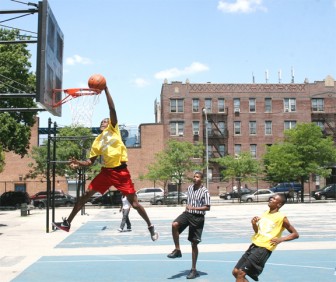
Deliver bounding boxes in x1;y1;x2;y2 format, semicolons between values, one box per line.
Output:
235;244;272;281
174;211;205;244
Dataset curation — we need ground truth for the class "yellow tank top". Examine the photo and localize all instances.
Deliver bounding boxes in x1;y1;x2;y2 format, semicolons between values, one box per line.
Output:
89;122;128;168
252;210;285;251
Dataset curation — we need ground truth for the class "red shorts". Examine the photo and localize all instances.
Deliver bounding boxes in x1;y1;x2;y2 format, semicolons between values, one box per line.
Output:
88;167;136;195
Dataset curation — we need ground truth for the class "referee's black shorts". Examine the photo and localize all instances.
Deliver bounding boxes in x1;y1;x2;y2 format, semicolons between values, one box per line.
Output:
174;211;205;244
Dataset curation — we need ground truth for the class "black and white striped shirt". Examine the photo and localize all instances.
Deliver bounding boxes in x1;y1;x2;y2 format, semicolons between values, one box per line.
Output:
186;184;211;215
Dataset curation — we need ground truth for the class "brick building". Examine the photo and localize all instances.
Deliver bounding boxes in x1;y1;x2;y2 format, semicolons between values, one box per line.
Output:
148;75;336;195
1;75;335;197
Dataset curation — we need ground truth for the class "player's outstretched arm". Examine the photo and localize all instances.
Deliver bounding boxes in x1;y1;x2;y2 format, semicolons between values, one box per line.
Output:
104;86;117;127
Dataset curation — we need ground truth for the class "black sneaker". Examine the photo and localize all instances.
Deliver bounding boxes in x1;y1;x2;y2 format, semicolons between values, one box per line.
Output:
167;249;182;259
126;228;132;232
186;269;199;279
148;225;159;241
52;218;70;232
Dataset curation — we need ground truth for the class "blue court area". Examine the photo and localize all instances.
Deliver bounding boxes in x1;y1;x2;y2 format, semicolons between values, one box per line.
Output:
12;205;336;282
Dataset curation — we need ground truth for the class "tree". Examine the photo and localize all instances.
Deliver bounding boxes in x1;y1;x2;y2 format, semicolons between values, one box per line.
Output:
213;151;262;197
0;28;37;157
0;145;4;173
27;126;99;180
263;123;336;202
143;140;204;195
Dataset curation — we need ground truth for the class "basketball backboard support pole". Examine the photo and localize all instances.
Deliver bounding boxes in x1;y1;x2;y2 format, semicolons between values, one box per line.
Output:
36;0;64;117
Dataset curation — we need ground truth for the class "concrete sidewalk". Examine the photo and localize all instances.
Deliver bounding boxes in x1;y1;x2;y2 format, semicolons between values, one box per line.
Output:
0;202;335;281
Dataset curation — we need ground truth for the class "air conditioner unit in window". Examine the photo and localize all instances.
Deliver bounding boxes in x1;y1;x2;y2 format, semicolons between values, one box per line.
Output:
234;107;240;113
178;131;184;136
193;131;199;136
285;107;289;112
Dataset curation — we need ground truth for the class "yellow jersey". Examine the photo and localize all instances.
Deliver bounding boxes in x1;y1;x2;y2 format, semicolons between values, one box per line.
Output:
252;210;285;251
89;122;128;168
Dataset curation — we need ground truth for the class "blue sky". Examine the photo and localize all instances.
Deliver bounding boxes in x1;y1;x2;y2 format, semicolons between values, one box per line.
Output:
2;0;336;128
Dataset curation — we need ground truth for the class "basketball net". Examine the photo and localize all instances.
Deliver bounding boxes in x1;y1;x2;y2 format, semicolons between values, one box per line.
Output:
67;93;100;128
52;88;101;128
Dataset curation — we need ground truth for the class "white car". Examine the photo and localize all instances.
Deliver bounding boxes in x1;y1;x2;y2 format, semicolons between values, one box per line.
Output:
241;189;276;202
136;187;164;202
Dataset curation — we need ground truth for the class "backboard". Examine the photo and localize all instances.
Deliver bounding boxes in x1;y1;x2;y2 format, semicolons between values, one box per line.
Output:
36;0;64;116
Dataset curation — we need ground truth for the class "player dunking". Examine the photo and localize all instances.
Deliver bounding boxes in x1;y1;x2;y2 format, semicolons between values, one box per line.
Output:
53;85;159;241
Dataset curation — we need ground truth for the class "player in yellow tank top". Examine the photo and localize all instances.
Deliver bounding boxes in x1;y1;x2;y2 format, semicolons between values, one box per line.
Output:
233;194;299;281
89;121;128;168
53;84;159;241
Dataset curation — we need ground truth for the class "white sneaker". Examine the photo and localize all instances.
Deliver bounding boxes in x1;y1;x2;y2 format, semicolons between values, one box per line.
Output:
148;225;159;241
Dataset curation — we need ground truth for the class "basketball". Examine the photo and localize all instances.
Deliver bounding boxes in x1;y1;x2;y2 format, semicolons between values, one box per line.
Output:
88;74;106;91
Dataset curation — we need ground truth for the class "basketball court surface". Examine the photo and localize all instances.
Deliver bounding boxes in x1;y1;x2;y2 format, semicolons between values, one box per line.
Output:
7;203;336;282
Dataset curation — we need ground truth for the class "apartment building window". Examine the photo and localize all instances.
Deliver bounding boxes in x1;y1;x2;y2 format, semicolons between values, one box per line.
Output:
234;98;240;113
205;98;212;113
192;99;200;112
234;121;241;135
311;98;324;112
284;98;296;112
265;98;272;112
250;144;257;158
170;99;184;113
265;120;272;135
207;121;213;136
218;121;225;135
284;120;296;130
249;98;256;112
170;121;184;136
218;98;225;112
208;145;213;157
192;121;200;135
219;144;225;157
234;144;241;156
314;121;324;130
249;121;257;135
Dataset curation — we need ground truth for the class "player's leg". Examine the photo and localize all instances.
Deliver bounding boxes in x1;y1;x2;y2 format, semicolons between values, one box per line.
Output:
126;193;158;241
53;189;96;232
53;170;109;232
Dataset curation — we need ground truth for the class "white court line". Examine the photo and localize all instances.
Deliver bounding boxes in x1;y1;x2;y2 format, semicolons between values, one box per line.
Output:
35;258;335;271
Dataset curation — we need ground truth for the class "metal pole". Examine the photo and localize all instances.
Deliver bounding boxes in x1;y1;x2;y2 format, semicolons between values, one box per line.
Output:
46;118;52;233
203;109;209;189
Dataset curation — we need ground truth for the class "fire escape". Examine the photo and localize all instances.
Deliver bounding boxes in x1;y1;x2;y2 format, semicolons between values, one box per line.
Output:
202;110;229;182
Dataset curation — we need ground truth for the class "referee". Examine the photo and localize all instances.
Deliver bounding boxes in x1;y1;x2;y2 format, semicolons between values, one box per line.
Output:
167;171;211;279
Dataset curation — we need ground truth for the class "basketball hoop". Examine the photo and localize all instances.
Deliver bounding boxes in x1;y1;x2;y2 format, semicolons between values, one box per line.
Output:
52;88;101;127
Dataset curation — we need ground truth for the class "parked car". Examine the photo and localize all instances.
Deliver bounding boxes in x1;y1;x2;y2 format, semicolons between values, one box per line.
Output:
270;182;302;194
0;191;31;208
311;184;336;200
91;190;122;206
219;187;255;200
136;187;164;202
30;190;64;201
241;189;276;202
150;191;188;205
33;193;76;209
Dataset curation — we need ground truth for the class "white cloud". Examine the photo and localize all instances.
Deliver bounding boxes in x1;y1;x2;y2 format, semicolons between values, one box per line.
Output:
154;62;209;80
65;55;92;66
133;78;150;88
217;0;267;14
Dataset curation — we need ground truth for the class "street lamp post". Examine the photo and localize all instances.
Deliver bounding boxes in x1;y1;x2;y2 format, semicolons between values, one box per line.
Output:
203;108;209;189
